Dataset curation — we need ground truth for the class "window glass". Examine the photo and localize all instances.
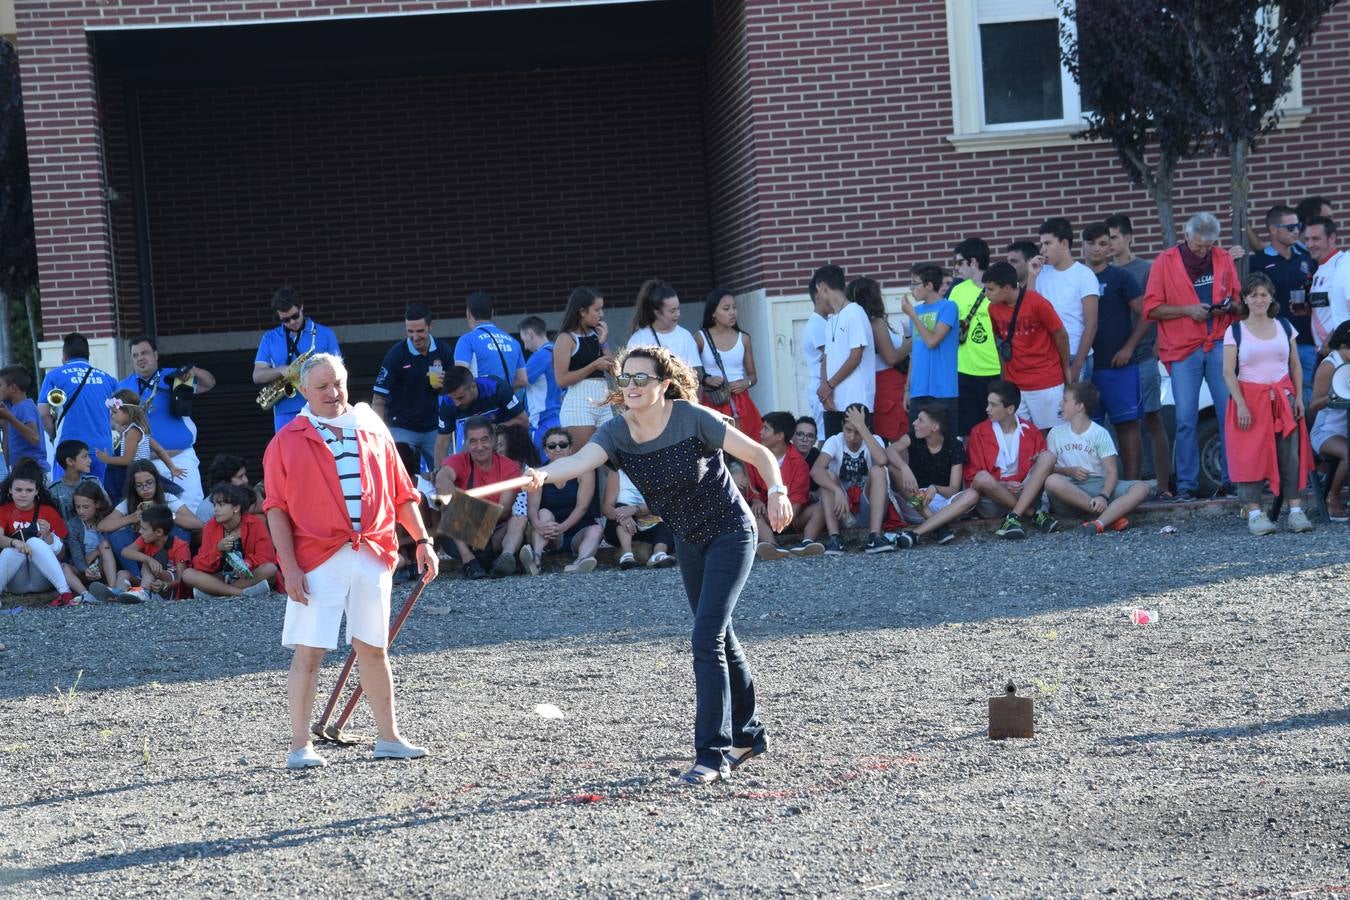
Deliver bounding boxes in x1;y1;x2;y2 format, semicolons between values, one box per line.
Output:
979;18;1064;125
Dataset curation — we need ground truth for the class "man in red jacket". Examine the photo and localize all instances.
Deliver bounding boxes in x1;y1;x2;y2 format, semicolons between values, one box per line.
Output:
748;410;825;559
264;353;439;770
964;380;1058;539
1144;212;1241;501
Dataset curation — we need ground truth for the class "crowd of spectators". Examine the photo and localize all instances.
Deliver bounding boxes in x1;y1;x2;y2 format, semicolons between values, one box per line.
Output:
3;199;1348;602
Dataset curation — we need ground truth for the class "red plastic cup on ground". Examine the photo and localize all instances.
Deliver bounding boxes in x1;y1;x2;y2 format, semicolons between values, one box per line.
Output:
1131;608;1159;625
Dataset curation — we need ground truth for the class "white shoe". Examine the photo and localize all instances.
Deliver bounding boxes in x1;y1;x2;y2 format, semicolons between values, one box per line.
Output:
564;556;597;574
618;552;637;570
286;745;327;770
1287;507;1313;533
192;587;212;601
1247;511;1277;536
647;551;677;568
242;580;272;598
518;546;541;577
373;738;428;760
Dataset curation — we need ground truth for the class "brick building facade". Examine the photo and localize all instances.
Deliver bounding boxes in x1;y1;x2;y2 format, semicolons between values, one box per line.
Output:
11;0;1350;461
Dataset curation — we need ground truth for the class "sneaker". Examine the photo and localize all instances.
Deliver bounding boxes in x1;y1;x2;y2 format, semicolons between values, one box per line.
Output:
48;592;73;608
995;515;1026;540
1032;511;1059;534
78;591;96;605
563;556;597;574
618;551;638;570
462;560;488;580
242;580;272;598
192;587;212;601
373;738;429;760
789;540;826;557
286;745;327;770
1287;507;1313;533
1328;504;1349;523
115;587;146;604
87;582;114;603
1109;517;1130;532
863;533;895;554
934;526;957;545
518;545;541;576
755;542;790;561
822;535;845;556
892;531;916;549
648;551;677;568
490;551;517;577
1173;490;1198;503
1079;520;1104;539
1247;510;1277;536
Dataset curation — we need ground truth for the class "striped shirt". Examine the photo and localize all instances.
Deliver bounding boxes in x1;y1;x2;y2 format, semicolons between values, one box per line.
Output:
315;423;362;529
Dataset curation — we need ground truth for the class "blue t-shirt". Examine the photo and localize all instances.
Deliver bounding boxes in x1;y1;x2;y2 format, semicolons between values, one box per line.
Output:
39;360;117;477
523;342;563;430
254;319;341;422
909;299;960;399
117;367;198;451
4;398;48;472
454;324;525;385
437;376;525;435
373;336;458;433
1091;266;1143;363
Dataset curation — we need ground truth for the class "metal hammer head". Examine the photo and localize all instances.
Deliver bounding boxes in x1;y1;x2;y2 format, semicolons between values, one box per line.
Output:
437;489;505;550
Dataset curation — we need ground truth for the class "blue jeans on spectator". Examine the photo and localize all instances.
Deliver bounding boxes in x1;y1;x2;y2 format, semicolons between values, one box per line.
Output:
674;527;766;769
1296;344;1318;409
389;427;439;472
1171;343;1230;493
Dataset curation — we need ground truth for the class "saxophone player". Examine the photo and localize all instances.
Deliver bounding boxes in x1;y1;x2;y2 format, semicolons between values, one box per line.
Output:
253;287;341;432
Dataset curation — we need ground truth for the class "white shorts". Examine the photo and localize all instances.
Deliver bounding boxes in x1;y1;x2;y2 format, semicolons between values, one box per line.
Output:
281;544;392;651
560;378;615;429
1017;384;1064;430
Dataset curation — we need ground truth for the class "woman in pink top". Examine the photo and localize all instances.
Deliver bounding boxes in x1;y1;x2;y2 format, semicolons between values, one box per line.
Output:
1221;274;1313;536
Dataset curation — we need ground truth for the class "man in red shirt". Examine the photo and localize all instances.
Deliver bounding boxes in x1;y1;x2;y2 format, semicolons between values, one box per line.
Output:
747;410;825;559
964;380;1058;539
433;415;528;579
265;353;438;770
985;261;1071;433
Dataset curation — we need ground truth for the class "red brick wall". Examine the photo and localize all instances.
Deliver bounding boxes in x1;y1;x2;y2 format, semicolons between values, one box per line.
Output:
742;0;1350;292
104;61;711;334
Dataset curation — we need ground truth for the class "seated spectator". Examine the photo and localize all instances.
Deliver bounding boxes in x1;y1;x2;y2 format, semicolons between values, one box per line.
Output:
48;439;101;522
519;426;603;575
792;416;821;468
117;504;190;602
495;423;539;529
183;483;279;598
748;411;825;559
891;403;975;544
902;263;960;427
0;460;79;606
98;460;203;576
600;468;677;569
1044;383;1151;536
1309;321;1350;521
985;261;1071;431
61;482;123;603
195;453;264;522
434;365;528;465
1221;273;1313;536
964;380;1058;539
434;415;527;579
0;365;47;475
812;404;902;554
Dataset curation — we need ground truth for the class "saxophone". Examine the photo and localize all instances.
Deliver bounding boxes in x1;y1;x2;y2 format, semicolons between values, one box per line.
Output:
256;348;314;410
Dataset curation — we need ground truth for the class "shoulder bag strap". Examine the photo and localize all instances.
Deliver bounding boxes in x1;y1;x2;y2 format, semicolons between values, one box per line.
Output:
54;364;95;430
702;329;729;383
1006;287;1027;339
958;291;986;344
483;326;512;383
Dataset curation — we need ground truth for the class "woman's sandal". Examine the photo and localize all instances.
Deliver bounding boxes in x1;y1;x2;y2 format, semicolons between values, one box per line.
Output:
675;763;728;786
727;745;766;772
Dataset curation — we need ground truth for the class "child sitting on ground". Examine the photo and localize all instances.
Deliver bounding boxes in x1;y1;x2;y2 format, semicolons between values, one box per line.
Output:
116;504;190;602
47;439;102;522
1043;382;1151;536
183;483;278;598
61;481;124;601
0;460;80;606
600;467;677;569
194;453;265;522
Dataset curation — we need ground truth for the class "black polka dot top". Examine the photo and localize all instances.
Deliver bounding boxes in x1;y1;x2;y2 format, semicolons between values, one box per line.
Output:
591;400;754;546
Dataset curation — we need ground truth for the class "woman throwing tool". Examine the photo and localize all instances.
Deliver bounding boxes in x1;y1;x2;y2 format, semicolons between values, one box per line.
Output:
522;346;792;786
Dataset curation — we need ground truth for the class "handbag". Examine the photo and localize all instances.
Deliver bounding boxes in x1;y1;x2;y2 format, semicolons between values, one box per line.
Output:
700;330;733;406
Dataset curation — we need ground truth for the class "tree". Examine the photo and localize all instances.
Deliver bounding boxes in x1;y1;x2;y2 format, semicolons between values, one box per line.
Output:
0;37;39;370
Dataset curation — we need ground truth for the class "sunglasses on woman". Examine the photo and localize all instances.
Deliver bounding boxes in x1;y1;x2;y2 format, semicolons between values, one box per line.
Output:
545;441;571;450
615;373;658;387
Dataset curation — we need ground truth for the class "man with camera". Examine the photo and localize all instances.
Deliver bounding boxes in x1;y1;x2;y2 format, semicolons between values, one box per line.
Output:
118;335;217;511
984;262;1071;433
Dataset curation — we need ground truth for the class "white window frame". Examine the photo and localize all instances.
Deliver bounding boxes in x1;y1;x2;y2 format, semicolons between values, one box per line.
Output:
945;0;1308;152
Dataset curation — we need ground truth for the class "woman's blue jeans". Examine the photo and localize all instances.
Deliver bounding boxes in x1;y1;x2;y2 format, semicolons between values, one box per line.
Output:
674;528;767;769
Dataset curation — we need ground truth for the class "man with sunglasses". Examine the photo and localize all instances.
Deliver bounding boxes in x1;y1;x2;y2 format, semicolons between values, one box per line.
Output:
254;286;341;432
1257;205;1318;407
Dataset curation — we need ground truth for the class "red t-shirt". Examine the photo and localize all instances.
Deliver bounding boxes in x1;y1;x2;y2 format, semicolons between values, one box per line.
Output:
0;502;68;539
131;534;191;568
747;444;812;506
987;290;1066;391
444;452;522;498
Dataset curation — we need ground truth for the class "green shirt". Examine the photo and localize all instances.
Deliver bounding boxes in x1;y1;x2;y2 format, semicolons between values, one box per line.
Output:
951;279;1001;377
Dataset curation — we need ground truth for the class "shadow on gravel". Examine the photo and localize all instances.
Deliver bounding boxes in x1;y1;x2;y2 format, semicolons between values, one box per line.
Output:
1100;706;1350;745
0;771;239;815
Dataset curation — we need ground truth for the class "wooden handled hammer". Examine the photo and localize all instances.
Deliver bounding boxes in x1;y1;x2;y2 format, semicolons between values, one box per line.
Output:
436;473;536;550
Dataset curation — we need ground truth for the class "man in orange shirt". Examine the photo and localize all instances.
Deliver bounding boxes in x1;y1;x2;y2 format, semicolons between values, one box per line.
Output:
264;353;438;770
748;411;825;559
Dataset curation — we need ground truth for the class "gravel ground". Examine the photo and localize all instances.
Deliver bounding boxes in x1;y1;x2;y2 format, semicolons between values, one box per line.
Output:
1;516;1347;897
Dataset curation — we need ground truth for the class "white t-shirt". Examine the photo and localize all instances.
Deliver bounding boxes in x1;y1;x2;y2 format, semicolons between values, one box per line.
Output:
116;493;186;517
1310;250;1350;347
1047;420;1118;478
1035;262;1100;358
992;422;1022;480
626;325;702;371
820;432;884;486
802;312;828;389
825;302;876;410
